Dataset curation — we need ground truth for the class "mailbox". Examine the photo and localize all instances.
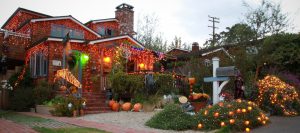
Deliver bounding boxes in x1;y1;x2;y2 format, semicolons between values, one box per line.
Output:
216;66;237;77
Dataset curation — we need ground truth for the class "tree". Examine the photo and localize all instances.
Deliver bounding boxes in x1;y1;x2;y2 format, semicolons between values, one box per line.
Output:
168;36;190;51
136;14;167;52
219;23;256;45
243;0;290;39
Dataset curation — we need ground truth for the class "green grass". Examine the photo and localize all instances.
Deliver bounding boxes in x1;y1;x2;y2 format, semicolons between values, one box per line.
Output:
0;110;50;124
33;127;108;133
0;110;110;133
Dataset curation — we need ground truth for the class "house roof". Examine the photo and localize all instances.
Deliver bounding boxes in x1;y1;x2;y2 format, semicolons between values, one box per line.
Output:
31;16;101;38
85;18;119;25
1;7;52;29
89;35;144;48
166;48;189;54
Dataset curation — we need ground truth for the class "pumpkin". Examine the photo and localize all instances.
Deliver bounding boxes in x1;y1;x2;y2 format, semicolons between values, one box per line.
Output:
109;100;116;107
133;103;142;112
111;102;120;111
122;102;131;111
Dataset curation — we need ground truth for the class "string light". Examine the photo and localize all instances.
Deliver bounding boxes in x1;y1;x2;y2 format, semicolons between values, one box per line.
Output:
257;75;300;116
198;123;203;129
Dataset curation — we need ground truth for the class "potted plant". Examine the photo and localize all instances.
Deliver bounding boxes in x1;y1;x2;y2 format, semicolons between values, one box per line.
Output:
190;93;210;112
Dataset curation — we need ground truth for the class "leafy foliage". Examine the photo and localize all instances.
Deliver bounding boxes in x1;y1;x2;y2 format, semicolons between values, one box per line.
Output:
196;100;269;131
9;87;35;111
34;81;54;105
146;104;197;130
257;75;300;116
50;96;76;117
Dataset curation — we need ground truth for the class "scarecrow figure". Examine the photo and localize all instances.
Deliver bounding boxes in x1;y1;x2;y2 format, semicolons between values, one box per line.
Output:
234;74;245;99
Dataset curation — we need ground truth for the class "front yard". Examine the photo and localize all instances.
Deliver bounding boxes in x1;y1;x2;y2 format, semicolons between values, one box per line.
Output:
0;110;108;133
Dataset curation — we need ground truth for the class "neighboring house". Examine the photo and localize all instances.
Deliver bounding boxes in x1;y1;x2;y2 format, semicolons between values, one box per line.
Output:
165;42;236;76
0;3;161;113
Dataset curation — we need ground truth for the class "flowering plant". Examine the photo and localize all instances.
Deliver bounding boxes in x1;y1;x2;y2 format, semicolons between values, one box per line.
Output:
1;80;13;90
190;93;210;102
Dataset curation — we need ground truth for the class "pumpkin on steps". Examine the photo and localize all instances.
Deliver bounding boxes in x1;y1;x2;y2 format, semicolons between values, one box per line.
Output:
122;102;131;111
112;102;120;111
108;100;116;107
133;103;142;112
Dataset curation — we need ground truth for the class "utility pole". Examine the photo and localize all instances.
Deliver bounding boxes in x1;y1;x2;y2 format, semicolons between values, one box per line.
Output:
208;15;220;47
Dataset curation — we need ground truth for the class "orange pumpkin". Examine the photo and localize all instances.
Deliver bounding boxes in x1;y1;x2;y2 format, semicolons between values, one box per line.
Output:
111;102;120;111
133;103;142;112
108;100;116;107
122;102;131;111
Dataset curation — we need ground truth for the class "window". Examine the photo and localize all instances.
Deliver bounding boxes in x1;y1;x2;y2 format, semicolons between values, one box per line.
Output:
96;26;115;36
30;53;48;77
204;59;211;67
50;24;84;39
97;26;105;36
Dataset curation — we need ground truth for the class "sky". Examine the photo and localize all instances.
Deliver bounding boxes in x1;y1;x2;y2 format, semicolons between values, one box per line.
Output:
0;0;299;47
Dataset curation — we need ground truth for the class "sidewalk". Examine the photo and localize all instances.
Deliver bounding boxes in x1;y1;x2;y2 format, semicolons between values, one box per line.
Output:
19;112;155;133
0;119;37;133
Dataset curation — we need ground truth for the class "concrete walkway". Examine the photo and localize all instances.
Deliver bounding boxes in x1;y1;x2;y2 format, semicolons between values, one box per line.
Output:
19;112;154;133
252;116;300;133
0;119;37;133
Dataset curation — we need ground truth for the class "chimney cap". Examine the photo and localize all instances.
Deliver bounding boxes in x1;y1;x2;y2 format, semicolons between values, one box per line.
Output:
192;42;199;46
116;3;134;10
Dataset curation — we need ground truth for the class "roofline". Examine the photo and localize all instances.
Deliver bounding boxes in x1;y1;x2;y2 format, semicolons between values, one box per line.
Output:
31;16;101;38
1;7;51;29
202;47;235;62
86;18;119;25
47;37;86;43
166;48;190;54
89;35;144;48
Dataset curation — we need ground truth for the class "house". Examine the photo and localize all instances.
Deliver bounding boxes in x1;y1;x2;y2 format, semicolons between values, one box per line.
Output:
0;3;162;113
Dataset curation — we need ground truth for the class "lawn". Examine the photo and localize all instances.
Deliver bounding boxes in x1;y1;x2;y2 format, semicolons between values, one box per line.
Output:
0;110;109;133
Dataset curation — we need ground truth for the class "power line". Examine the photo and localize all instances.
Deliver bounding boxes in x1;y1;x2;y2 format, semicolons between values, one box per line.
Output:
208;15;220;47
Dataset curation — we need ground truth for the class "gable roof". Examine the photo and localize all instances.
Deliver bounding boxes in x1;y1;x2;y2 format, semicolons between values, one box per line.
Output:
85;18;118;25
31;16;101;38
89;35;144;48
1;7;51;29
166;48;189;54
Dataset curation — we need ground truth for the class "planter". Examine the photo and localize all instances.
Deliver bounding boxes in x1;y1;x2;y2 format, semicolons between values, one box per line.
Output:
191;102;207;112
36;105;54;115
73;110;78;117
143;103;155;112
80;109;84;116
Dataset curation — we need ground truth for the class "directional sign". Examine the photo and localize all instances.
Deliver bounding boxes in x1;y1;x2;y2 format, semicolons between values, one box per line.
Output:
204;77;230;82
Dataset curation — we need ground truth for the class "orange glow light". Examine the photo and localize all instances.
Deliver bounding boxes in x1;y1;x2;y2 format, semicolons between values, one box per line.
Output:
198;123;203;129
220;122;225;127
229;119;235;124
103;57;111;63
139;63;145;69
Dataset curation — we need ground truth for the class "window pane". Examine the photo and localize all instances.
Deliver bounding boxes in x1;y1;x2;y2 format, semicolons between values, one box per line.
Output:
36;54;40;76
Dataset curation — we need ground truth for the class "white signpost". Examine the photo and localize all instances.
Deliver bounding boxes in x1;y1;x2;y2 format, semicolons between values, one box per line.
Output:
204;57;234;104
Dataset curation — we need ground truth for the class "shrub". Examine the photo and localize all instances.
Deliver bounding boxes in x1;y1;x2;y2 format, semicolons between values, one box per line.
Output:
145;104;197;130
9;87;35;111
50;96;72;117
196;100;269;132
257;75;300;116
34;81;54;105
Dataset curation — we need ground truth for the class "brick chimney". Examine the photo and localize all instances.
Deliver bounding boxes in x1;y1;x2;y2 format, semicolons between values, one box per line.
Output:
192;42;199;52
115;3;134;36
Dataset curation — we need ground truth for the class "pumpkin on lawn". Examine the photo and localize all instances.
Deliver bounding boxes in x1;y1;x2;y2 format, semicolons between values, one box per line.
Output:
133;103;142;112
122;102;131;111
112;102;120;111
109;100;116;107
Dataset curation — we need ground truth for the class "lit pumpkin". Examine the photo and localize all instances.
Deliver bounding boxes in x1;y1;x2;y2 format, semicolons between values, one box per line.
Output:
133;103;142;112
109;100;116;107
122;102;132;111
111;102;120;111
